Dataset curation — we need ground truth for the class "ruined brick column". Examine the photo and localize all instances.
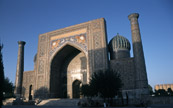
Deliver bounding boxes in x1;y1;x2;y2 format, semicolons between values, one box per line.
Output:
14;41;26;98
128;13;148;91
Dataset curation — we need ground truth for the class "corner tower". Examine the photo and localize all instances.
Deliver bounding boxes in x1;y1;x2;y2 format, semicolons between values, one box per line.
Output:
14;41;26;98
128;13;148;93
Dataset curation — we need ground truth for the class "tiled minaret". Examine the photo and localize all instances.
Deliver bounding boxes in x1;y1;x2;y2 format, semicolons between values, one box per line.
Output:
128;13;148;92
14;41;26;98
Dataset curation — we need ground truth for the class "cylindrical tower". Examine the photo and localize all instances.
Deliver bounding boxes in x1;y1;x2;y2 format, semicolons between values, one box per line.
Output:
128;13;148;90
14;41;26;98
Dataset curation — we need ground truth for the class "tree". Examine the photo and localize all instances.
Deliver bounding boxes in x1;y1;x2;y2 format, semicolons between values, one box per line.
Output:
148;84;153;95
81;84;90;97
81;69;122;106
167;88;173;96
90;69;122;99
0;43;4;107
154;88;173;96
81;84;97;98
155;89;168;96
3;77;14;98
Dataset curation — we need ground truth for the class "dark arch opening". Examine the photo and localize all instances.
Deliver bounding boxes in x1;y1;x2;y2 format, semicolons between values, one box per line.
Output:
29;85;32;100
50;45;84;98
72;80;81;98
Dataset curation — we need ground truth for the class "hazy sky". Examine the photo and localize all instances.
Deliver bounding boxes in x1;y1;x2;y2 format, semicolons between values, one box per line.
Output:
0;0;172;89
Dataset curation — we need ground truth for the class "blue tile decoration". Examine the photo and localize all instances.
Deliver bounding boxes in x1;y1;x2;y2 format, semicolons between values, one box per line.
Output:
50;33;87;56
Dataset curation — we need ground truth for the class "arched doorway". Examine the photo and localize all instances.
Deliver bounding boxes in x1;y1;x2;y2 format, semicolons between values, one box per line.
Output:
29;85;32;100
50;45;87;98
72;80;81;98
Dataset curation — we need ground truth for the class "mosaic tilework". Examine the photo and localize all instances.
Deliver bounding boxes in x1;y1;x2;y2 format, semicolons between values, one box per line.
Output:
40;35;46;42
39;44;45;57
49;33;87;56
38;60;44;74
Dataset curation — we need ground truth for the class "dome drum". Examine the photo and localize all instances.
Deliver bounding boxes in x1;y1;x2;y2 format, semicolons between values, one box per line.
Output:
110;49;130;60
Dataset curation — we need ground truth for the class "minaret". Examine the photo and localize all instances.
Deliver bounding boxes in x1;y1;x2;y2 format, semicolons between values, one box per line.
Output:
128;13;148;91
14;41;26;98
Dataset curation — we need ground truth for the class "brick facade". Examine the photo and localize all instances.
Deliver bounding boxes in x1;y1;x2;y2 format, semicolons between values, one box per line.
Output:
18;13;149;100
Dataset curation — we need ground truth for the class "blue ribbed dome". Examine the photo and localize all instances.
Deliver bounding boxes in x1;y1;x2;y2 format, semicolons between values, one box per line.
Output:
109;34;131;51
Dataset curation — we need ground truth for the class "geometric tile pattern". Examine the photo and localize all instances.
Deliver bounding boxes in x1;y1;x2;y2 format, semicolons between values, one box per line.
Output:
49;33;87;56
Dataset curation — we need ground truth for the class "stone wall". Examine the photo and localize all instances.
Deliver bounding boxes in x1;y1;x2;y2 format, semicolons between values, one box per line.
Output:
22;71;35;100
110;58;135;90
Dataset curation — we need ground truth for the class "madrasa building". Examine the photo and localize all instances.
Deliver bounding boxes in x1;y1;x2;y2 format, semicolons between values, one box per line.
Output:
14;13;149;100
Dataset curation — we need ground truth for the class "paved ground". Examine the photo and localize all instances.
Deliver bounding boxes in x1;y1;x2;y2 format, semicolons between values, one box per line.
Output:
2;106;78;108
2;105;173;108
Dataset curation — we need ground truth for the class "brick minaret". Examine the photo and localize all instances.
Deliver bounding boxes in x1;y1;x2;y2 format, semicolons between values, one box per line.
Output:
14;41;26;98
128;13;148;90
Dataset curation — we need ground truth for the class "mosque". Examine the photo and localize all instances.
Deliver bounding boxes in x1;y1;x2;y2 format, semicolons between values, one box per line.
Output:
14;13;149;100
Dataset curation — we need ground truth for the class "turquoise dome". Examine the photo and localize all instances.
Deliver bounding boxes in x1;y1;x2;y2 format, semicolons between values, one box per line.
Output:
109;34;131;51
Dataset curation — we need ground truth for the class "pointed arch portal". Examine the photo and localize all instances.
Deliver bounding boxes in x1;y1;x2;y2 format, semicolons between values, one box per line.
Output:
50;45;87;98
72;80;81;98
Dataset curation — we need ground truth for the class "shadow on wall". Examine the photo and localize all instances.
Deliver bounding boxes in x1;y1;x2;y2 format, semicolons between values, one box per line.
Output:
21;87;25;97
34;87;49;99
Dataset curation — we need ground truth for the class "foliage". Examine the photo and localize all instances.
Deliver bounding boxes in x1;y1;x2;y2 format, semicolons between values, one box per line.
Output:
154;88;173;96
167;88;173;96
81;84;97;98
148;84;153;95
155;89;168;96
81;84;90;97
0;43;4;106
81;69;122;99
3;77;15;98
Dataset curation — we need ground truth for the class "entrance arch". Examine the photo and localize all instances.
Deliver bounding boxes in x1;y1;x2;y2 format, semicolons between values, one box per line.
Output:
29;85;32;100
72;80;81;98
50;44;87;98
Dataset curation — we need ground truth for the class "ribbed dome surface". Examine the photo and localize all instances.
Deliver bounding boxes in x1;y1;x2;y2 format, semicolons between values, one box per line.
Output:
109;34;131;51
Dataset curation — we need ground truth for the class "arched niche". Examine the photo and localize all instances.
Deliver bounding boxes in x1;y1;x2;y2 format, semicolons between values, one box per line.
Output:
50;44;87;98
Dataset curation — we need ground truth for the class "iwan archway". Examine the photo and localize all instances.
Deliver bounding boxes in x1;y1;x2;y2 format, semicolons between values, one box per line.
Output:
31;18;108;99
50;44;87;98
